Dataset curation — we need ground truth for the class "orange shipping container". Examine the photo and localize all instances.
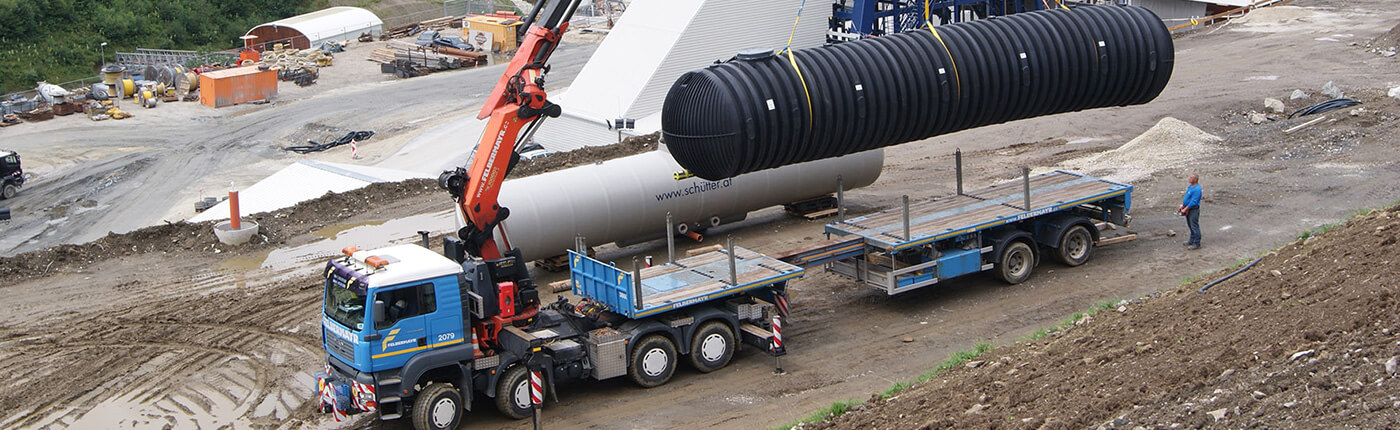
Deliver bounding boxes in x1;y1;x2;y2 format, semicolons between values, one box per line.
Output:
199;66;278;108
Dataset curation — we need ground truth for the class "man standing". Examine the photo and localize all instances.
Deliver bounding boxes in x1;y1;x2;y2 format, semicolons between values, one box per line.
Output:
1179;174;1202;250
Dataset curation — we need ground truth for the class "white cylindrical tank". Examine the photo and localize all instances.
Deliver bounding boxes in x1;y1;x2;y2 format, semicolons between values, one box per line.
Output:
496;147;883;261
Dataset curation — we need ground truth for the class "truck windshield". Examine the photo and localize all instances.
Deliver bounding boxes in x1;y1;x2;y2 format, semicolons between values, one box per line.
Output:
324;280;367;331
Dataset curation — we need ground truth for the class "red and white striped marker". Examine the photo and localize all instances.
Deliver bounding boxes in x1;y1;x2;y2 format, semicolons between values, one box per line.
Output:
471;330;479;357
771;315;783;352
771;315;785;374
350;141;360;159
530;370;543;406
775;293;790;319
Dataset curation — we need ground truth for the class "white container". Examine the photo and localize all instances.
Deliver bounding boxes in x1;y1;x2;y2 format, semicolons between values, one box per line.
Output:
495;147;883;261
213;220;260;245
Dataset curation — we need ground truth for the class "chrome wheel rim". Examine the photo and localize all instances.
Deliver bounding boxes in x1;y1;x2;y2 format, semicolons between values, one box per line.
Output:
642;348;669;376
700;333;726;362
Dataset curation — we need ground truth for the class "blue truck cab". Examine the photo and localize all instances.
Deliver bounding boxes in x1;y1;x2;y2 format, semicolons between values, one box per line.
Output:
318;245;475;426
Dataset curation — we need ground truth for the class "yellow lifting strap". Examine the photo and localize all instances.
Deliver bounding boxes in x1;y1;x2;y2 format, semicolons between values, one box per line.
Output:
782;0;815;127
924;2;962;101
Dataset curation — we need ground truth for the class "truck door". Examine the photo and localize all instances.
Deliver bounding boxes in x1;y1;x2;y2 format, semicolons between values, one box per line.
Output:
369;282;437;371
427;276;466;352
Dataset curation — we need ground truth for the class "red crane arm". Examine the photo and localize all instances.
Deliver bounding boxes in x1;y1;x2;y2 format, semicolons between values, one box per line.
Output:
439;0;579;261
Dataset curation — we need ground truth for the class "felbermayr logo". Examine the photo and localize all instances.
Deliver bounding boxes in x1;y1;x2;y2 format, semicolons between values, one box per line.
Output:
655;178;734;201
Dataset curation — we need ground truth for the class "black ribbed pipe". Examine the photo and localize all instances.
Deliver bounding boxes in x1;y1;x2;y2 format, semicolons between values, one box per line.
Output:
661;5;1174;180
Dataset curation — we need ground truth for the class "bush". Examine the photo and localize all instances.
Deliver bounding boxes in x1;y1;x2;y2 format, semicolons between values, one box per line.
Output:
0;0;319;93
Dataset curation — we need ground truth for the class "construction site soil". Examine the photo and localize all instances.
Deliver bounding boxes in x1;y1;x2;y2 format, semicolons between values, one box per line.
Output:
814;204;1400;430
0;132;659;283
3;1;1399;429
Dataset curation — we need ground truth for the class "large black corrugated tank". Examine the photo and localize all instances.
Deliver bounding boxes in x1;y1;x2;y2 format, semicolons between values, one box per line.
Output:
662;6;1173;180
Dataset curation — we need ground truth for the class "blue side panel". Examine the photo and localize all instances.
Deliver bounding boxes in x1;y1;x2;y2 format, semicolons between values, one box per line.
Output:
937;248;982;279
568;250;635;317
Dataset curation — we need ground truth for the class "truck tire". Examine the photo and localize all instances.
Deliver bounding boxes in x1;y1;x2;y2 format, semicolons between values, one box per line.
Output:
1;183;15;200
1056;225;1093;267
412;383;463;430
996;241;1035;284
495;365;535;420
688;321;735;373
629;335;677;387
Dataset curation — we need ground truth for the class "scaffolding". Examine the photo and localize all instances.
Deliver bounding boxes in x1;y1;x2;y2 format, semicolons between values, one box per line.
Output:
828;0;1055;41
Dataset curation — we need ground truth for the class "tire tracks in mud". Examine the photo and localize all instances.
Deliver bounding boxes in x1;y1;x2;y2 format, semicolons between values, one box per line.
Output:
0;274;327;429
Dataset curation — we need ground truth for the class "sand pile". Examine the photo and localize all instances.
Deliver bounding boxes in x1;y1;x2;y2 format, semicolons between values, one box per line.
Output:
1061;117;1222;182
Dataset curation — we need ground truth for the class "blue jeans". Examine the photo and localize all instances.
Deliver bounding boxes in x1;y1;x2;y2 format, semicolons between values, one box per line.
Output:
1186;207;1201;246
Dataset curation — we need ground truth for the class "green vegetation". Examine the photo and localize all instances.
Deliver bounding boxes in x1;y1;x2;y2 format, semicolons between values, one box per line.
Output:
774;341;994;430
0;0;323;93
1023;301;1114;342
777;399;863;430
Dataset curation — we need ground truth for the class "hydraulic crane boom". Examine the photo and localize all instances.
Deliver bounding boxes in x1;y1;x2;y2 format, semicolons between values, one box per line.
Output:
438;0;581;260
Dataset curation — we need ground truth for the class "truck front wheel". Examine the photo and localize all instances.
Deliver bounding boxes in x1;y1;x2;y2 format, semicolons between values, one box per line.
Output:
1;183;15;200
629;335;677;387
688;322;735;373
412;383;462;430
996;241;1036;284
495;365;535;419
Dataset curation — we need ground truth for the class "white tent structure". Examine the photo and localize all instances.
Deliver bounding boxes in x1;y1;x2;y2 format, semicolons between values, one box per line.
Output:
245;7;383;50
190;160;428;223
530;0;828;152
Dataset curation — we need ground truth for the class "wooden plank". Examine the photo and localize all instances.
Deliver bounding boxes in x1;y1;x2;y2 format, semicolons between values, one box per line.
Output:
685;245;723;257
803;208;838;220
1095;234;1138;246
740;323;772;338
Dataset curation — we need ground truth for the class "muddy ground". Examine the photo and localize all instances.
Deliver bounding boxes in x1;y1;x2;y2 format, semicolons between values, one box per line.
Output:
2;1;1399;429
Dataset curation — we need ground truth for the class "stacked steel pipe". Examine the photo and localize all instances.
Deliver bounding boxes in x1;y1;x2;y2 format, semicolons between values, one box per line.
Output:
661;6;1174;180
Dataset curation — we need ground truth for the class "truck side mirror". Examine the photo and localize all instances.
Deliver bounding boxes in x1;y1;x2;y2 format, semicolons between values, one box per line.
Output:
372;299;385;325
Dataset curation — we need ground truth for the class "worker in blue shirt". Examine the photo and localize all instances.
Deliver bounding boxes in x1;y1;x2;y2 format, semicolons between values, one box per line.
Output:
1178;174;1202;250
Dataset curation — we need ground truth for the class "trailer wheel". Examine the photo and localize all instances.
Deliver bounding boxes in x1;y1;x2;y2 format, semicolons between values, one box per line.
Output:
1056;225;1093;267
688;322;735;373
412;383;463;430
1;183;15;200
996;241;1036;284
495;365;535;420
629;335;677;387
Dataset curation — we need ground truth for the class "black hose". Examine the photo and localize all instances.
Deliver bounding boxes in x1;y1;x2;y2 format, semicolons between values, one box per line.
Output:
661;6;1174;180
1287;98;1361;119
284;130;375;153
1198;255;1264;293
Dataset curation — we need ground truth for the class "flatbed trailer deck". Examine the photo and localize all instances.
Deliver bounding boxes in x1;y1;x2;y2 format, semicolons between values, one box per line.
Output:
569;247;804;319
781;169;1134;294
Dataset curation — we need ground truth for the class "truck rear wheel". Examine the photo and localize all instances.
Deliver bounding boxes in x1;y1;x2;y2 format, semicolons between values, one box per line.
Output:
688;322;735;373
996;241;1035;284
1;183;15;200
629;335;677;387
1056;225;1093;266
412;383;462;430
495;365;535;420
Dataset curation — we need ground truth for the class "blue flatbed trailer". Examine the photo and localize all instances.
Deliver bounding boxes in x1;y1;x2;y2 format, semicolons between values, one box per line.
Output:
780;170;1134;293
569;246;803;320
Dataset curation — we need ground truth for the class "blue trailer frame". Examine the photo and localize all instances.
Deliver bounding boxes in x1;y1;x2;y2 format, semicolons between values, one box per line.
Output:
568;247;804;319
781;170;1132;294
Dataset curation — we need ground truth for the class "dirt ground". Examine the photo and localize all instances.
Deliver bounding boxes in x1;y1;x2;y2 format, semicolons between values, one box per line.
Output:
2;1;1399;429
814;203;1400;430
0;37;599;257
